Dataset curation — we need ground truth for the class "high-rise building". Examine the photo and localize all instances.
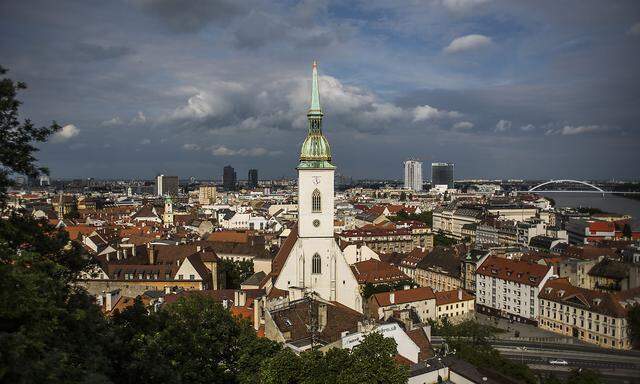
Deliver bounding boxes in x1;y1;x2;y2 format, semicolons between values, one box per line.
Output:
156;174;179;196
248;169;258;189
431;163;454;189
198;185;217;205
223;165;237;191
404;159;423;191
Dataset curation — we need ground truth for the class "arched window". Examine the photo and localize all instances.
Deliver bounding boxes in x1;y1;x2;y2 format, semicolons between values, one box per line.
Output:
312;189;321;212
312;253;321;274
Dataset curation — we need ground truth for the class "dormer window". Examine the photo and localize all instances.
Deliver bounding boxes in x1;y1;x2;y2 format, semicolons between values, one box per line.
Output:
312;189;321;212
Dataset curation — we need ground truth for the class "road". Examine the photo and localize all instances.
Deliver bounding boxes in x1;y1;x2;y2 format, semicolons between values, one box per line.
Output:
431;337;640;382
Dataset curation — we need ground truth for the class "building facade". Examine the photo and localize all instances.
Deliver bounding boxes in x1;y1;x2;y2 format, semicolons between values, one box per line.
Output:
431;162;454;189
156;174;179;196
223;165;237;191
248;169;258;189
404;159;423;191
198;185;217;205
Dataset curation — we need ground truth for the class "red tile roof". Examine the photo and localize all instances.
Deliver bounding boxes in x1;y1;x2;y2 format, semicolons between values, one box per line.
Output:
350;259;409;284
477;255;551;287
372;287;435;307
434;289;474;306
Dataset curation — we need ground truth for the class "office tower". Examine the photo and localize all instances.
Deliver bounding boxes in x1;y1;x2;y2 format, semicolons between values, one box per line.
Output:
223;165;237;191
248;169;258;189
198;185;217;205
431;163;454;189
156;174;179;196
404;159;423;191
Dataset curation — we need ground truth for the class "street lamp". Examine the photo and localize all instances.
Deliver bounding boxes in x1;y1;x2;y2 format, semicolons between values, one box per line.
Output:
516;346;527;364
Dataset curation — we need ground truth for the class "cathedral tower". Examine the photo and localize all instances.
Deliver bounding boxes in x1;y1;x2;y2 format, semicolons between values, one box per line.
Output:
298;61;335;238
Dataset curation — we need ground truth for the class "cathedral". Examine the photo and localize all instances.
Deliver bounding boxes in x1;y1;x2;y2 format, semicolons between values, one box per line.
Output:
270;62;363;313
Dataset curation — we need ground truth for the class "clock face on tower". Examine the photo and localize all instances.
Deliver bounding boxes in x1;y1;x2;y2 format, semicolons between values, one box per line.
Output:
312;176;321;185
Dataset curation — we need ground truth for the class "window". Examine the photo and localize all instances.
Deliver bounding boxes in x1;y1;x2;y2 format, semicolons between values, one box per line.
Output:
312;189;321;212
312;253;321;274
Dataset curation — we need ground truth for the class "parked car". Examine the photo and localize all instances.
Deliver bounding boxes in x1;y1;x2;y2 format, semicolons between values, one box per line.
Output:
549;359;569;366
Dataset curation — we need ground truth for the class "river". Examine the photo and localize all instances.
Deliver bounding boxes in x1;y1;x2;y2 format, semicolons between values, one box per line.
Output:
541;193;640;226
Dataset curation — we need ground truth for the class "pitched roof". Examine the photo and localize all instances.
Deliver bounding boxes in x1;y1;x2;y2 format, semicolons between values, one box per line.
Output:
588;258;629;280
372;287;435;307
434;289;474;306
539;278;627;318
270;298;364;344
477;255;551;287
271;225;298;278
350;259;409;284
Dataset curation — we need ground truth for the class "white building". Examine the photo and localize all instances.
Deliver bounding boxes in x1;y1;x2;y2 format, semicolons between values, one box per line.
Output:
475;255;553;324
270;62;363;313
404;159;423;191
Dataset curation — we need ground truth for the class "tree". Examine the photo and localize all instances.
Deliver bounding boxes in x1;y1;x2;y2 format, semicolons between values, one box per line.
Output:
0;214;113;383
565;369;603;384
259;333;408;384
623;223;633;239
627;304;640;348
399;191;406;201
220;259;255;289
0;66;60;202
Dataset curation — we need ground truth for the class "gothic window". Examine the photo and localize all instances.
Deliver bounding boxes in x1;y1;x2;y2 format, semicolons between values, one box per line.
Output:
312;253;321;274
312;189;321;212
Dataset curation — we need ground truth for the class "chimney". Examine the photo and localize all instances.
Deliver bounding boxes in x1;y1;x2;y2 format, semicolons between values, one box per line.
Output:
458;289;463;301
318;303;328;332
105;253;110;262
234;290;247;307
105;291;113;311
116;250;122;260
196;245;202;252
123;248;128;259
389;292;395;304
131;245;136;257
164;286;171;294
148;247;156;265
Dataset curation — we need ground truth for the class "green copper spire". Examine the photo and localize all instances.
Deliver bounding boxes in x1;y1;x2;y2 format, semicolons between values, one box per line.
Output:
309;60;322;116
299;61;335;169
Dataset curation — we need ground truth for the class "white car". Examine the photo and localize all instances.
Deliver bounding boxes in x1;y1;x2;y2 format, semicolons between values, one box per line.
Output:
549;359;569;366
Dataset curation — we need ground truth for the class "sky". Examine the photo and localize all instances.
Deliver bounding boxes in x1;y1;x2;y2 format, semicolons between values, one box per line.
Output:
1;0;639;181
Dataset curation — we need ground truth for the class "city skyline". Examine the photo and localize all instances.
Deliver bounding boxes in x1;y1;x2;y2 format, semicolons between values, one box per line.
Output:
2;1;640;180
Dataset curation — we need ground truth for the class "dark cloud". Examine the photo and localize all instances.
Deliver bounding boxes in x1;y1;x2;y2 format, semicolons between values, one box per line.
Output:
0;0;638;180
75;43;134;61
133;0;247;33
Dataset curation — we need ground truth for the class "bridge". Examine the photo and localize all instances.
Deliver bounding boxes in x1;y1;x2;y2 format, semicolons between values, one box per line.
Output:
516;179;640;195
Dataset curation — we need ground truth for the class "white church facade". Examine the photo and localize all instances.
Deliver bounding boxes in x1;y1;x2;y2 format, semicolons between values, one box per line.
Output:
270;62;363;313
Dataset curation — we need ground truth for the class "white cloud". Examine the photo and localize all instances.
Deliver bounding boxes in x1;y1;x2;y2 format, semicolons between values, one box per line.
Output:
628;22;640;36
452;121;474;130
413;105;462;122
545;125;607;136
182;143;201;151
442;0;490;13
101;116;123;126
132;111;147;124
52;124;80;142
520;124;535;132
444;34;492;54
140;138;151;145
495;119;512;132
210;146;279;157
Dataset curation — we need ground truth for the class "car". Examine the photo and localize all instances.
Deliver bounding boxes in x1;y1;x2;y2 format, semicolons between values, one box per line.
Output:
549;359;569;366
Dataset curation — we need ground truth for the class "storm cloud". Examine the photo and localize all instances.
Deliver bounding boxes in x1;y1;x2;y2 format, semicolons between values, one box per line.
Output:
1;0;639;180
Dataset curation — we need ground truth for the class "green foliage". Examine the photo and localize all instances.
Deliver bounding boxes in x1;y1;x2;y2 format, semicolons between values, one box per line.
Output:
432;319;536;384
575;207;607;215
220;258;255;289
565;369;603;384
390;210;433;226
627;304;640;349
0;66;60;202
622;223;633;239
0;214;112;383
433;233;458;247
361;280;416;299
112;294;281;384
399;191;406;201
259;333;409;384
